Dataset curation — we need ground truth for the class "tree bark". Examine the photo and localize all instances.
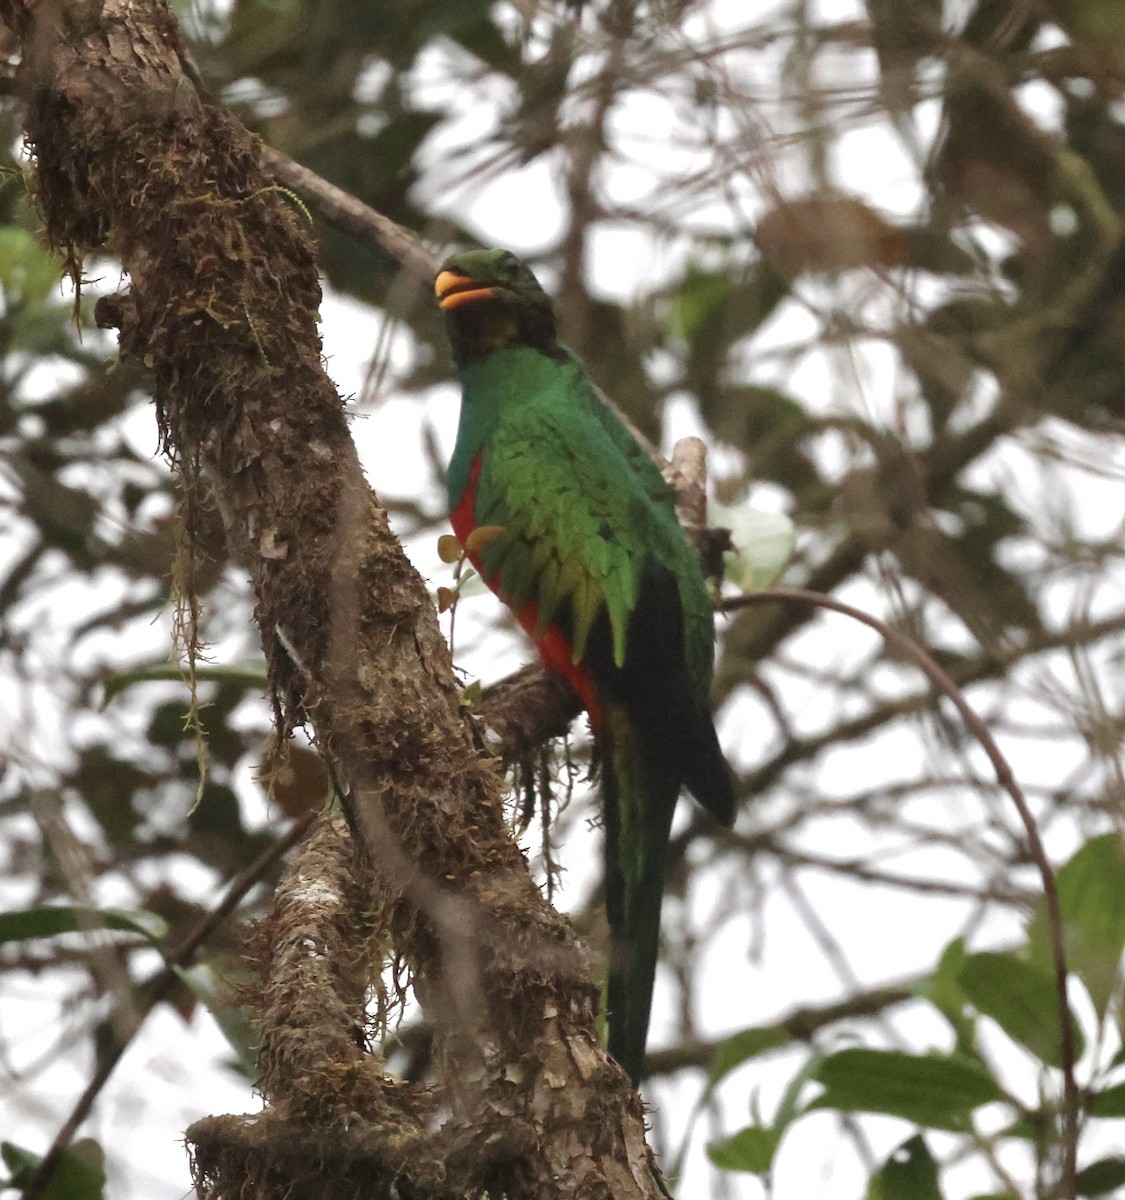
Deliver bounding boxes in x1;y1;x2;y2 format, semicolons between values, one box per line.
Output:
0;0;665;1195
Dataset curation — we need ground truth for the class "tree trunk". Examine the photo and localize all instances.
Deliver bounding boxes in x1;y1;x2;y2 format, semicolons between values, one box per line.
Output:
0;0;665;1194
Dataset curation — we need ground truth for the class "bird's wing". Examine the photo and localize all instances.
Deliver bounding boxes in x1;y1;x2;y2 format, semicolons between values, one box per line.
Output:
472;396;662;669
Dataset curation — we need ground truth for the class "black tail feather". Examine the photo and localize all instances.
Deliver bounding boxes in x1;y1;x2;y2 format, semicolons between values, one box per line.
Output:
683;711;737;828
601;704;680;1086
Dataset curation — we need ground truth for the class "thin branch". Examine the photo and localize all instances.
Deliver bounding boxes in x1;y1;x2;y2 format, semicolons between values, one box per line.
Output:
723;587;1078;1198
645;979;921;1078
257;145;437;282
20;810;317;1200
733;608;1125;802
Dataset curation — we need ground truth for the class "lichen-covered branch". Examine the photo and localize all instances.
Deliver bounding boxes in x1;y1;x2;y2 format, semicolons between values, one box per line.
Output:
0;0;665;1195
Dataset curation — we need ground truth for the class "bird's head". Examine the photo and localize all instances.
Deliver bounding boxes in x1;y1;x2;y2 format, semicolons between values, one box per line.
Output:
435;248;558;364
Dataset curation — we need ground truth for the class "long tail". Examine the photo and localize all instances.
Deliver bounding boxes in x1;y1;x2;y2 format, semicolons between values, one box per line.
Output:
601;701;681;1086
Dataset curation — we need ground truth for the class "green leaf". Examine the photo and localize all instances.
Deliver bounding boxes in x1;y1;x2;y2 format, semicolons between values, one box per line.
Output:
1087;1081;1125;1117
671;268;735;343
812;1049;1003;1130
672;263;791;436
993;1111;1051;1141
100;659;269;705
701;383;820;494
10;304;77;359
174;964;258;1078
1;1139;106;1200
72;746;149;846
446;9;516;69
186;781;270;875
706;1125;779;1175
1075;1156;1125;1197
709;1025;790;1086
1051;0;1125;46
0;905;168;947
710;498;795;592
0;227;64;306
915;937;978;1056
1028;834;1125;1018
868;1135;943;1200
774;1049;828;1130
958;951;1083;1067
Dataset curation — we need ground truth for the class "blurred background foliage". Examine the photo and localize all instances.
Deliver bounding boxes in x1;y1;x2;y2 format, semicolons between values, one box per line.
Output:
1;0;1125;1195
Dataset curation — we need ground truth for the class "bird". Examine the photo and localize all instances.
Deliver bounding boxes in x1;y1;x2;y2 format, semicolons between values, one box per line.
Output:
434;247;736;1085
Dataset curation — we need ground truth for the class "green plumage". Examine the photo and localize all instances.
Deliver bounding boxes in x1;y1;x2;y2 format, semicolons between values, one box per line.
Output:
437;249;736;1085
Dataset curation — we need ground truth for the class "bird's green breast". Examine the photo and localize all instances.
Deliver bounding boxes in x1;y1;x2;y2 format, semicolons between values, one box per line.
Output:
447;345;575;508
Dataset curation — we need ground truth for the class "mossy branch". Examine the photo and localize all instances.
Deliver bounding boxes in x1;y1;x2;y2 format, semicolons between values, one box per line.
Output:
0;0;665;1195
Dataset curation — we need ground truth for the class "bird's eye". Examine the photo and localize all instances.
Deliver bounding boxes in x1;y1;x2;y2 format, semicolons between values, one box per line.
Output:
497;251;520;276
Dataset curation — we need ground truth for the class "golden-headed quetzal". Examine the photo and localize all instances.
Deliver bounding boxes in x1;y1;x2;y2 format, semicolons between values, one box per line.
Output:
435;248;736;1085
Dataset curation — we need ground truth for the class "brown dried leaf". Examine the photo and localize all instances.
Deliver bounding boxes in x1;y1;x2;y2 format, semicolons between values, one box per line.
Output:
466;524;505;554
756;196;908;279
437;533;464;563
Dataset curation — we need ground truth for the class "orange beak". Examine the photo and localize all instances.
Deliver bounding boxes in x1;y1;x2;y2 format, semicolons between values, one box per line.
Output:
435;269;502;311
